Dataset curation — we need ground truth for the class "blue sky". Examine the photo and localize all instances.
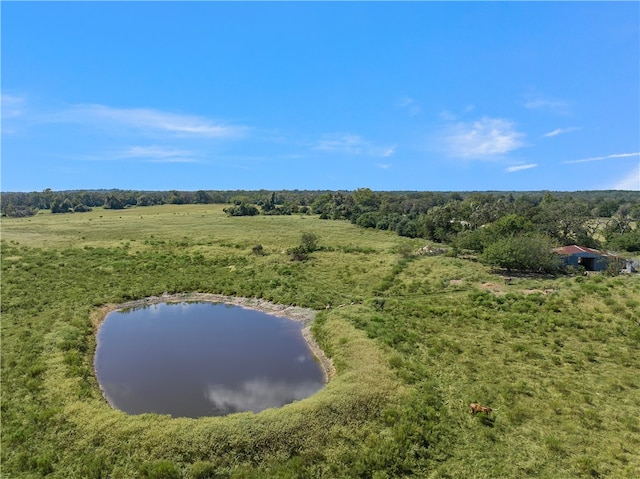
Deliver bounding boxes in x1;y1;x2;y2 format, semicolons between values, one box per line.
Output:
2;1;639;192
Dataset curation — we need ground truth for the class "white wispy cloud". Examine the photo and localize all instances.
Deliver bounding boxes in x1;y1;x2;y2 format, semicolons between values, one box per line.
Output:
612;166;640;191
543;126;579;138
443;117;526;159
439;110;457;121
316;134;365;154
119;146;194;159
1;94;25;119
53;104;246;138
505;163;538;173
382;146;396;157
69;145;201;163
1;94;27;134
524;96;569;115
117;146;201;163
316;134;395;158
563;152;640;164
145;157;200;164
439;105;474;122
397;96;421;116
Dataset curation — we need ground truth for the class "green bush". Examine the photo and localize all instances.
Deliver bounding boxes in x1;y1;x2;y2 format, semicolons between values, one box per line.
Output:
188;461;228;479
251;244;265;255
139;460;181;479
607;228;640;252
481;234;560;272
300;231;320;252
288;232;320;260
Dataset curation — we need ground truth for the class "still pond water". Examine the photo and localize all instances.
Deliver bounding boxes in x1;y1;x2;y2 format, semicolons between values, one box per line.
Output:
94;302;325;418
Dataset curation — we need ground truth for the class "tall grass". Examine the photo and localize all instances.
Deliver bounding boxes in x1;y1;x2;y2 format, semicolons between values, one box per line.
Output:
2;205;639;478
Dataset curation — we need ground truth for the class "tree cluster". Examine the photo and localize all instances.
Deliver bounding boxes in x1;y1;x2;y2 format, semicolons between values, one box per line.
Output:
1;188;328;217
3;187;639;270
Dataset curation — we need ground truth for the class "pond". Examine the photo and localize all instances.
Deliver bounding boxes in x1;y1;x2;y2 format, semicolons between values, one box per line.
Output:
94;302;326;418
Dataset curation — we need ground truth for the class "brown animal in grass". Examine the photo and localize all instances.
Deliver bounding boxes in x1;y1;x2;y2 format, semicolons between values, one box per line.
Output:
470;403;492;415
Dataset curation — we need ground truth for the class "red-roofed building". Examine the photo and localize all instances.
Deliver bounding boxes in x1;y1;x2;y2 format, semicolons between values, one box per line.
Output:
553;245;622;272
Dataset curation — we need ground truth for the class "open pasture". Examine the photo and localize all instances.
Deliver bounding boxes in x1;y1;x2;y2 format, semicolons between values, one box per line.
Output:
2;205;639;478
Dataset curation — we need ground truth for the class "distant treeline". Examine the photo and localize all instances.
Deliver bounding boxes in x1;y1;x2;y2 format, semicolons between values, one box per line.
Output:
0;188;329;217
2;188;639;252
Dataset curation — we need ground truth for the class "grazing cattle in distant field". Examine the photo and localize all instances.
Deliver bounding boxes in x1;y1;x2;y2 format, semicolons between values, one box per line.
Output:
470;403;492;415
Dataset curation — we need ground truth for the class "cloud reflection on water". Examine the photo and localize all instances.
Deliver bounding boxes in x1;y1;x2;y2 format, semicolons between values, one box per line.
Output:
206;378;322;414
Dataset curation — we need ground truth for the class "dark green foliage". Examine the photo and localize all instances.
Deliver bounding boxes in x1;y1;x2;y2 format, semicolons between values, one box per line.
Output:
139;460;182;479
288;245;309;261
395;218;418;238
488;214;533;238
300;232;319;253
82;454;112;479
51;196;73;213
453;228;488;253
482;234;561;272
289;232;320;261
104;194;126;209
607;228;640;252
188;461;229;479
223;202;259;216
73;204;93;212
2;203;36;217
355;211;380;228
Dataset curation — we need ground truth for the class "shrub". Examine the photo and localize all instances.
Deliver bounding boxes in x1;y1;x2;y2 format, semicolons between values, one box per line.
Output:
187;461;228;479
223;203;259;216
289;232;320;261
288;245;309;262
73;204;92;213
356;212;380;229
138;460;181;479
51;197;72;213
481;234;560;273
300;232;320;252
607;228;640;252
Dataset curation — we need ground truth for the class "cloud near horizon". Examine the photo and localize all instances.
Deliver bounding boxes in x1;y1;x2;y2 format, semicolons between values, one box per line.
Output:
51;103;247;139
611;166;640;191
563;152;640;164
442;117;526;159
117;145;200;163
505;163;538;173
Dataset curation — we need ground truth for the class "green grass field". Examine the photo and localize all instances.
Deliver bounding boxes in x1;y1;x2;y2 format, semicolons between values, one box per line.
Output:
2;205;639;478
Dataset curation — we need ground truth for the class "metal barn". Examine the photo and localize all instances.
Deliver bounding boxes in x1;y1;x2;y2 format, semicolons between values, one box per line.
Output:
553;245;620;272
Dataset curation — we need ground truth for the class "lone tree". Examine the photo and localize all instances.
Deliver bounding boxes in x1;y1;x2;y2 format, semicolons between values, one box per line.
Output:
289;232;320;261
481;234;560;273
300;232;319;253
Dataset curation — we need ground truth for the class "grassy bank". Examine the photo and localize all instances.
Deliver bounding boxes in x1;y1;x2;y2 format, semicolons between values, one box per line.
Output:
2;205;639;478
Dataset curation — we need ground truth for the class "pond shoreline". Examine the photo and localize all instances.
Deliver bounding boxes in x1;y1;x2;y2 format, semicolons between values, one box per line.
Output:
91;293;336;384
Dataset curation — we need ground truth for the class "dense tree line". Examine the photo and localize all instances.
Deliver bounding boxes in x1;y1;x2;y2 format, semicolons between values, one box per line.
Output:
305;189;640;255
3;187;639;263
0;188;327;217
